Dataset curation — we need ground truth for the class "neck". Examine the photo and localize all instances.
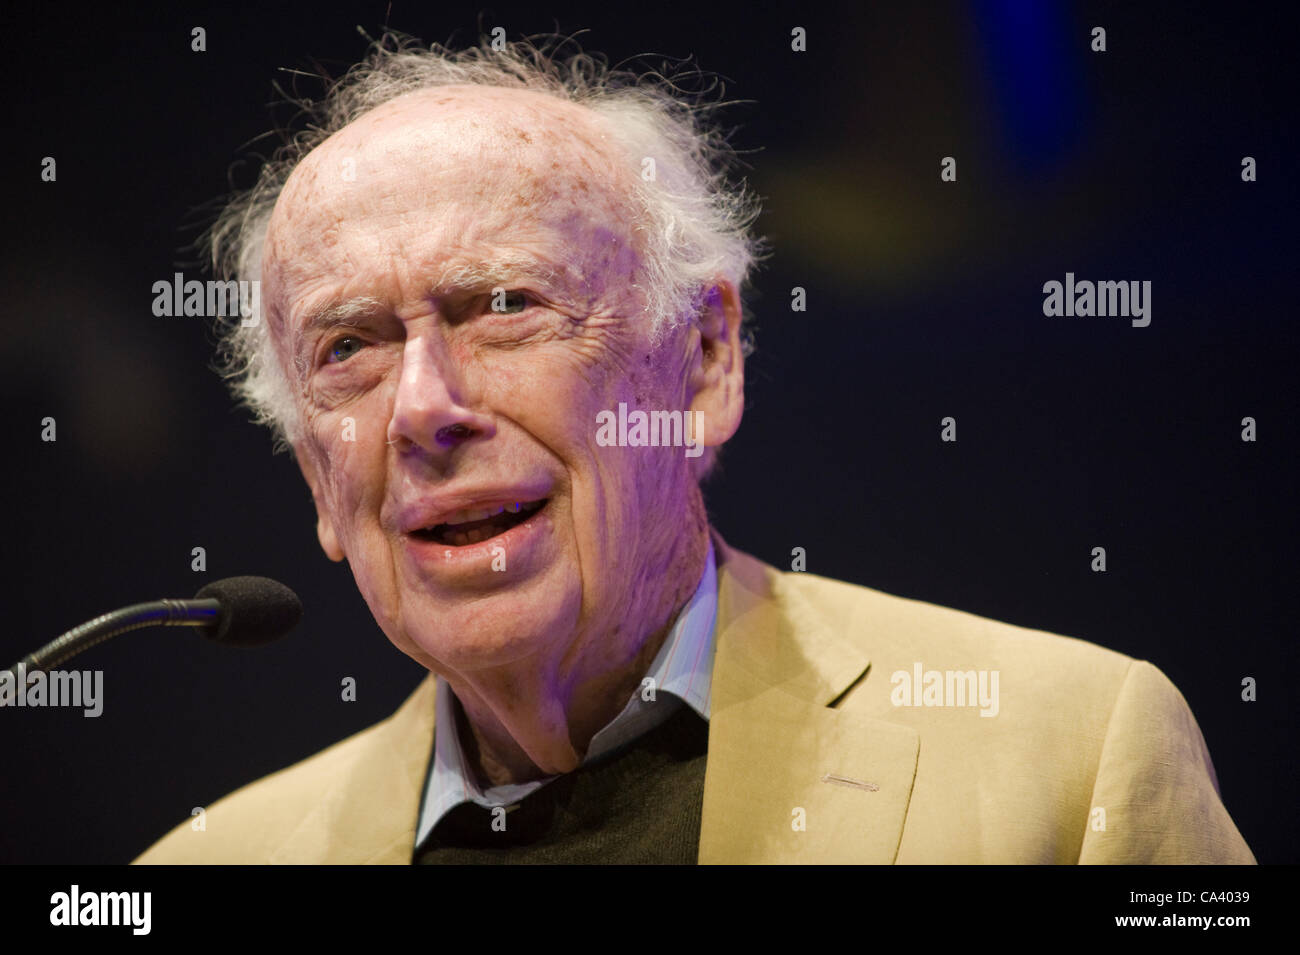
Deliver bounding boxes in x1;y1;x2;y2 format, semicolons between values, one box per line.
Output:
447;529;710;788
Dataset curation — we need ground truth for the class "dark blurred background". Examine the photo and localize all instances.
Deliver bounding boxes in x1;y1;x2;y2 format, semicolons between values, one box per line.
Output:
1;1;1294;863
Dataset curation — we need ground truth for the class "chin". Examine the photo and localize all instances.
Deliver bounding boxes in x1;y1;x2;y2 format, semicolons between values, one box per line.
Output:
399;591;578;673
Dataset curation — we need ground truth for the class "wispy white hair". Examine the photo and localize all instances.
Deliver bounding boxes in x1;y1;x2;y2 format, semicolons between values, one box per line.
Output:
207;32;766;450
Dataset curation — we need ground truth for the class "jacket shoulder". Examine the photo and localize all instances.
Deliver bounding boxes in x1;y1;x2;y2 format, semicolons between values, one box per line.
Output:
773;557;1135;679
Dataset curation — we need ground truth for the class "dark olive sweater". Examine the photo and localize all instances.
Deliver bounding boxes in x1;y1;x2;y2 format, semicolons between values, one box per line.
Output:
416;704;709;865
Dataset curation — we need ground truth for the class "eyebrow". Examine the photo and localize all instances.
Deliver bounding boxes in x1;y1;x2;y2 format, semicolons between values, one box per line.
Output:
430;256;568;298
298;297;388;336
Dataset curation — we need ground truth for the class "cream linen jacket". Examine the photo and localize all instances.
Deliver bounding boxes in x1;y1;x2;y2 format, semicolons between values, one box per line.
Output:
134;534;1254;864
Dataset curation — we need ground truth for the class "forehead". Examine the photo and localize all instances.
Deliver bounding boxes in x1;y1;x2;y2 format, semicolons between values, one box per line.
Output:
263;85;639;294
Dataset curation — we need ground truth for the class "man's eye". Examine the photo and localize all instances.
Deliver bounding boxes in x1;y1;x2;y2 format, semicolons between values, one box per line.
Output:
490;290;530;315
327;336;366;363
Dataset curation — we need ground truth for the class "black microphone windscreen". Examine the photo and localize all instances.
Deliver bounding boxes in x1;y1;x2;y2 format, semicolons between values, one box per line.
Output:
194;576;303;647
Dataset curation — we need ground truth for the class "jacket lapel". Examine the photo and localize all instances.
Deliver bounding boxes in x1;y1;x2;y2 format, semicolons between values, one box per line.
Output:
699;537;919;864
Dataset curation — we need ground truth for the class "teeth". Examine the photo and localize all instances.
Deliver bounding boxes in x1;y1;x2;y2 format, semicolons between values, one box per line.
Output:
442;504;507;526
416;499;544;542
427;500;542;531
445;524;500;546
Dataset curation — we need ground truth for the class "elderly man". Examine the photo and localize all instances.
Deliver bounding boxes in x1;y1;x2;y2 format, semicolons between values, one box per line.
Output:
135;36;1253;864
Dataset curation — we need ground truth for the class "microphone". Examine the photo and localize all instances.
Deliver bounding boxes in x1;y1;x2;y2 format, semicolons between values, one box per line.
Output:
5;576;302;674
193;576;303;648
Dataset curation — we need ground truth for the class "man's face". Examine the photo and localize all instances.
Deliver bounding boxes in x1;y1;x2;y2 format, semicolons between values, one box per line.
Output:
261;86;719;684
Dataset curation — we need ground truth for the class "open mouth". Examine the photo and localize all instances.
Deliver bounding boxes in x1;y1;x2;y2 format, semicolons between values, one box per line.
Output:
412;499;548;547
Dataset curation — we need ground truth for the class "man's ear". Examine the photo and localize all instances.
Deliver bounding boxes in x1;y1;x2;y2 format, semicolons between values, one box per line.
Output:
293;443;345;562
686;279;746;453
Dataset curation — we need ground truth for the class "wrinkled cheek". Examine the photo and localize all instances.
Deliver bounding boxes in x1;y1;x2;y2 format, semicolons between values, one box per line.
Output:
304;414;372;552
586;443;645;557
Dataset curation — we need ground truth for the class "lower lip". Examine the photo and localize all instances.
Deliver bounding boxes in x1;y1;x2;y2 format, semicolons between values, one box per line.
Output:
401;501;552;576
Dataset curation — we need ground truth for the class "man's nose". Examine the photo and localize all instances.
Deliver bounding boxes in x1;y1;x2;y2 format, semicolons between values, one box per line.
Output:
387;333;494;454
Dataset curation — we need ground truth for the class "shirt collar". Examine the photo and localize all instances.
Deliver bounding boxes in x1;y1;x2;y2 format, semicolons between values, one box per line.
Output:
414;537;718;850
